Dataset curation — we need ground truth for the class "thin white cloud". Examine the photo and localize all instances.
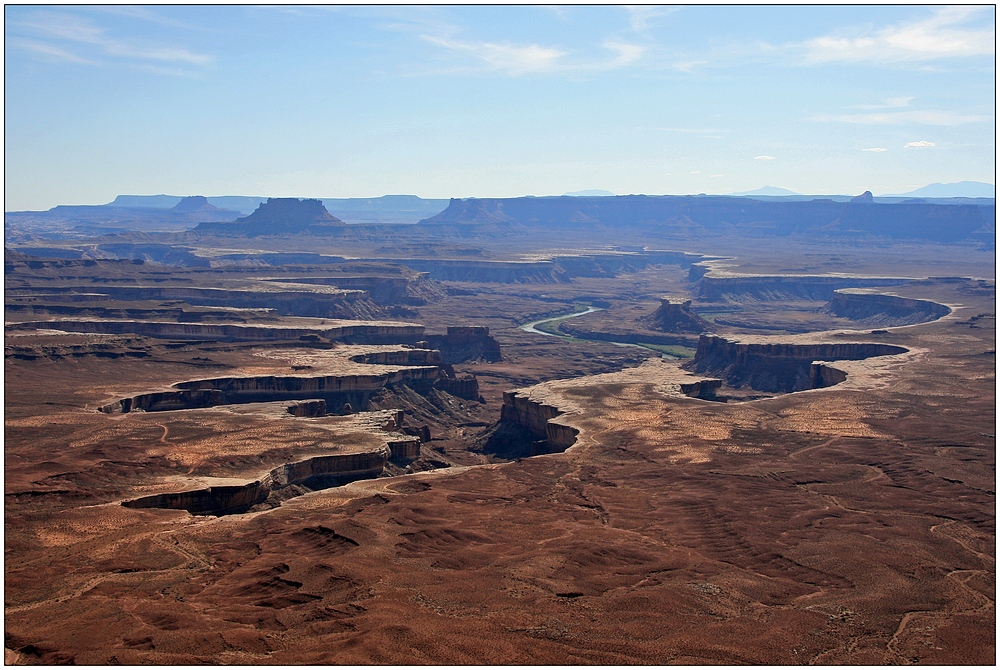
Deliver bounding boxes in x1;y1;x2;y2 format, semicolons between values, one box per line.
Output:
422;36;644;76
754;155;776;160
805;6;994;63
624;6;679;33
540;5;571;20
904;140;935;148
13;10;212;69
850;96;915;110
422;35;566;75
91;6;208;32
18;12;106;44
104;43;211;65
652;126;728;134
8;38;95;64
812;110;989;126
863;147;889;152
689;170;701;174
603;41;645;68
648;126;726;140
671;60;708;73
349;5;463;41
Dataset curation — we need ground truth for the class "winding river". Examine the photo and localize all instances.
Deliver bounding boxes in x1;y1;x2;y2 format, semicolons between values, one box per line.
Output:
519;306;603;335
519;306;681;358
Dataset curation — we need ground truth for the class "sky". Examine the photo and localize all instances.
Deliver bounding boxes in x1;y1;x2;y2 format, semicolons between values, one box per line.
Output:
4;4;996;210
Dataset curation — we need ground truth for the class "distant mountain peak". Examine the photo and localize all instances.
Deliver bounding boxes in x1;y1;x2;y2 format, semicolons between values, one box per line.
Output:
885;181;995;198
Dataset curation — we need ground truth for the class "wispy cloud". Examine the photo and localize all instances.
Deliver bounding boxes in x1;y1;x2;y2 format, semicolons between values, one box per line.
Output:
812;109;989;126
754;155;776;160
104;43;210;65
10;10;212;71
422;35;644;76
19;12;106;43
344;5;463;40
603;41;645;68
6;38;95;64
540;5;571;20
90;6;208;32
863;147;889;152
624;6;679;33
904;140;935;148
804;6;994;63
648;126;727;140
653;127;728;134
849;96;915;110
422;35;566;75
671;60;708;73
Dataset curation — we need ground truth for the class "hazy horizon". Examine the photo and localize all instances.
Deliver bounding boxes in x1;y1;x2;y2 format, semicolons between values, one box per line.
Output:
5;5;995;210
9;179;999;213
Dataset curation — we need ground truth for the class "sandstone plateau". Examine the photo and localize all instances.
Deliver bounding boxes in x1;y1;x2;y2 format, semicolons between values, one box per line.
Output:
3;198;994;665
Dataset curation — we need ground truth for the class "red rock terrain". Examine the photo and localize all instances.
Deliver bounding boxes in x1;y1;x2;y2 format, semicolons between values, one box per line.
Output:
3;239;995;664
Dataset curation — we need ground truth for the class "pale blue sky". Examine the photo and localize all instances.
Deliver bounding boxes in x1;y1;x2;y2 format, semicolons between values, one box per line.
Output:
4;4;995;210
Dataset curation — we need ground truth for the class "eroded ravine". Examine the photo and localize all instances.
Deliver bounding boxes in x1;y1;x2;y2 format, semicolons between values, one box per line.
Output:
108;329;914;518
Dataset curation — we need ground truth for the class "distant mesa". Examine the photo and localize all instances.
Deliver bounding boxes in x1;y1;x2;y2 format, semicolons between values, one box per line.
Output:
424;198;517;225
239;198;344;227
851;190;874;203
419;194;991;246
105;194;267;214
108;194;184;208
170;195;230;214
196;198;346;236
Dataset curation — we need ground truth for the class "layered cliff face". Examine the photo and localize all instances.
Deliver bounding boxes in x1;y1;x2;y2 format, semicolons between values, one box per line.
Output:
267;276;428;305
99;367;443;414
117;404;424;516
386;436;421;461
639;298;714;333
825;290;951;326
12;319;426;343
496;390;579;456
678;379;723;400
122;448;391;516
97;345;485;413
8;283;383;320
433;372;482;401
396;250;699;284
287;399;327;417
349;349;443;366
698;275;909;301
425;326;502;363
399;259;566;283
688;335;908;393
